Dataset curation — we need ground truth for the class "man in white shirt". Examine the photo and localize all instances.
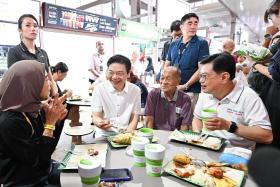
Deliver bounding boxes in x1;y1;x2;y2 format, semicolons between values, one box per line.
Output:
192;53;272;149
92;54;141;133
88;41;105;84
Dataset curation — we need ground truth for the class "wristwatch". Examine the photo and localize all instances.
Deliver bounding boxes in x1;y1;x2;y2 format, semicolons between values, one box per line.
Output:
228;121;238;133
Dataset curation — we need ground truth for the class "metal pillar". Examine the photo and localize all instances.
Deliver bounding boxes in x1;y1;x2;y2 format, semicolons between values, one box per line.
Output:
131;0;141;22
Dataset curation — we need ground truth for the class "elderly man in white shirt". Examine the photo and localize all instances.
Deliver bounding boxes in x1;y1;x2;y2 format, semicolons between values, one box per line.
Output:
92;54;141;134
192;53;272;149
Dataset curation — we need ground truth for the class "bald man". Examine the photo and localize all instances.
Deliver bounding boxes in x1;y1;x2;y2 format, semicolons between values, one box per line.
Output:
88;41;105;84
145;67;193;131
222;38;235;54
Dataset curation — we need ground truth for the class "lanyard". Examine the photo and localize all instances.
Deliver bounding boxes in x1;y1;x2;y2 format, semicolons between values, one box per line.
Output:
22;112;34;137
176;41;189;68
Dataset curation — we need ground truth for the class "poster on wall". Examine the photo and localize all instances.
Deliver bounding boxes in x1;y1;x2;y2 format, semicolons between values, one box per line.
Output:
42;2;118;36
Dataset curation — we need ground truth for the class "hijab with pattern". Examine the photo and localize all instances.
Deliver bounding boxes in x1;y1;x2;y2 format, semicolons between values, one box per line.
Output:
0;60;45;114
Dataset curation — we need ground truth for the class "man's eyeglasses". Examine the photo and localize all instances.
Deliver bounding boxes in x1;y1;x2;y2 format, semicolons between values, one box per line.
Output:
107;70;126;77
198;73;217;82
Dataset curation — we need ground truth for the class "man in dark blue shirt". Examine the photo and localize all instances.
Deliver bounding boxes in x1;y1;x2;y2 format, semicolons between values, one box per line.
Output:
166;13;209;109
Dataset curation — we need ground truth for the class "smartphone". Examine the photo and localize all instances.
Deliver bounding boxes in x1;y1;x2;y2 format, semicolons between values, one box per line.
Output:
100;168;132;182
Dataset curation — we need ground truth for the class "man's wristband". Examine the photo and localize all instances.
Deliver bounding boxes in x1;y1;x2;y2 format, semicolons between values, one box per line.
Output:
44;124;55;131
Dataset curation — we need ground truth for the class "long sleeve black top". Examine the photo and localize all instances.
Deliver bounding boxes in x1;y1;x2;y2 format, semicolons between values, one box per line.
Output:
0;111;63;186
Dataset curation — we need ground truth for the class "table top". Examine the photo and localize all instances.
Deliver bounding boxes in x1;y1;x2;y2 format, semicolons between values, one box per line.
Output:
53;130;257;187
66;98;91;106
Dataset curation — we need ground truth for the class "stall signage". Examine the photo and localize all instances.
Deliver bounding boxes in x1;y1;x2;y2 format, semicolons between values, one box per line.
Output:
42;3;118;36
118;19;161;41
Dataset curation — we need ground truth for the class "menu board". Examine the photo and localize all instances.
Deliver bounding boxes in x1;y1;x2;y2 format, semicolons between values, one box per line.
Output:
42;3;118;36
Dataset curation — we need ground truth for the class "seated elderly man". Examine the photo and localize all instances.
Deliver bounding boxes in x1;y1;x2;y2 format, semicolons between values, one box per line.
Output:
92;55;141;134
192;53;273;149
145;66;193;131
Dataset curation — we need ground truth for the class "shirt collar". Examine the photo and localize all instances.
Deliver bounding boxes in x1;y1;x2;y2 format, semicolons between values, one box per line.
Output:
208;83;244;104
107;80;129;93
20;41;39;53
161;89;178;102
179;35;198;44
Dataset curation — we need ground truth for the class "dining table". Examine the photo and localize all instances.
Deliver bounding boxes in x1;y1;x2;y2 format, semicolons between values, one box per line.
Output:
52;130;258;187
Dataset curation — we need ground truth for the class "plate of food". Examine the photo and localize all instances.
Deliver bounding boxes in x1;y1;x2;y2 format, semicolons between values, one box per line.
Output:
169;130;226;151
59;143;108;170
163;154;245;187
107;132;159;148
68;95;82;101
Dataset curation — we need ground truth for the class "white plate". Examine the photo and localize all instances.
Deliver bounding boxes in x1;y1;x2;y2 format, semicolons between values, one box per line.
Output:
64;126;94;136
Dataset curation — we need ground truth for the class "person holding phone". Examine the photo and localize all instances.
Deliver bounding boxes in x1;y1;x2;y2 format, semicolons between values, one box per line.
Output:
7;14;57;96
0;60;67;186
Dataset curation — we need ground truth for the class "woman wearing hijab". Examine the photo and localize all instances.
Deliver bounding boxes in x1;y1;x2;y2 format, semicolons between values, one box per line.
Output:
7;14;57;96
0;60;67;186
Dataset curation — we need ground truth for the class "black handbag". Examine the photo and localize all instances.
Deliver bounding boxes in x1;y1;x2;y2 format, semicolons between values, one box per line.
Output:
247;68;271;94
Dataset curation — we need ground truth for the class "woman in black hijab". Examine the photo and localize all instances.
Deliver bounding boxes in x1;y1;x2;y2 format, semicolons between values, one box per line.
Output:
0;60;67;186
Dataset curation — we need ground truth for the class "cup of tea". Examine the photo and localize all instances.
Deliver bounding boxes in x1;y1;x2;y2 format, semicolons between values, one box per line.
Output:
78;157;101;187
139;128;154;143
131;137;149;167
201;108;218;132
145;144;165;177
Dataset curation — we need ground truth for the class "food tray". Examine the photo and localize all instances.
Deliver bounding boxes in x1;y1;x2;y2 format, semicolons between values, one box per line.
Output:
163;160;245;187
59;143;108;170
169;130;226;151
107;135;158;149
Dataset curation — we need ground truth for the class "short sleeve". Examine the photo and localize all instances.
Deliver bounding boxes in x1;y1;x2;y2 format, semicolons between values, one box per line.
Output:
144;89;157;116
198;40;210;62
91;86;103;112
181;95;193;125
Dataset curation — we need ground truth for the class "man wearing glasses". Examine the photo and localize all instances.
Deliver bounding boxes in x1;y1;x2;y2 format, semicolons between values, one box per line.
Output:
91;55;141;135
192;53;272;149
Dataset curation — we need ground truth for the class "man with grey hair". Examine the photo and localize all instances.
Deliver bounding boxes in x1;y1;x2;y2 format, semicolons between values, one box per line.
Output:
145;66;193;130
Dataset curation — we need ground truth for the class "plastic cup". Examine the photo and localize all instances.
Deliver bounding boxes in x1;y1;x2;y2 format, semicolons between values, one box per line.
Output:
78;157;101;187
145;144;165;177
131;137;149;167
201;108;217;132
139;128;154;143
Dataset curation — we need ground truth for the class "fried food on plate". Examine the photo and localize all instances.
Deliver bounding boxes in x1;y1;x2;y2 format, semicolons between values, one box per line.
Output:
207;167;224;179
173;154;192;166
112;133;133;145
87;148;99;156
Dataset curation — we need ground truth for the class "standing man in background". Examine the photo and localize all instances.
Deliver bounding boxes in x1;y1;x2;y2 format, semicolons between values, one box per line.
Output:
222;38;235;55
88;41;105;84
165;13;209;109
156;20;182;82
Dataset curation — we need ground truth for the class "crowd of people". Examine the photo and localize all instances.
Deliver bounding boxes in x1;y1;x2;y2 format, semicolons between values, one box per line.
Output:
0;0;280;186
